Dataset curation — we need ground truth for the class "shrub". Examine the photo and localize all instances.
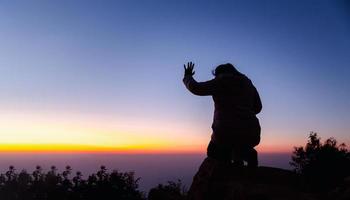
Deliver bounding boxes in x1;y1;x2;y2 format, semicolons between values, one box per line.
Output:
290;132;350;191
148;180;187;200
0;165;145;200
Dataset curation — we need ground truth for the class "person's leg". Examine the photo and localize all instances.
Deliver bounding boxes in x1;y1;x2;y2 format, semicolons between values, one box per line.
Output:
231;147;244;166
207;141;231;164
245;148;258;168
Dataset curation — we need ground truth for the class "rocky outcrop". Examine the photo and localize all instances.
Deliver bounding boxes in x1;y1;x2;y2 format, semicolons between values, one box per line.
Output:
330;176;350;200
148;157;350;200
187;157;320;200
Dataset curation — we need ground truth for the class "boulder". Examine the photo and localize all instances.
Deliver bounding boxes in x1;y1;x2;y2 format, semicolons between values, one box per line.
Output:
187;157;320;200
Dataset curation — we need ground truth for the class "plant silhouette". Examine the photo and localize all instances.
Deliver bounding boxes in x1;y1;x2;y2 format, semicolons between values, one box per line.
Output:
148;180;187;200
0;165;145;200
290;132;350;192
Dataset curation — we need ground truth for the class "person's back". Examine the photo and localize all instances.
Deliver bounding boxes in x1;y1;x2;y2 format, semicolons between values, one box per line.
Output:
213;74;259;119
183;62;262;167
211;73;261;146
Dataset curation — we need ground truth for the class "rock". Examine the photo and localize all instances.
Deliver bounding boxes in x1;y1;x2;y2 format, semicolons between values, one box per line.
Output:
148;187;184;200
187;157;320;200
148;181;186;200
329;176;350;200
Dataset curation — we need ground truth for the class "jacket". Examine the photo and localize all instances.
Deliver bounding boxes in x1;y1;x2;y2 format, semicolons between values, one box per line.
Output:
183;73;262;147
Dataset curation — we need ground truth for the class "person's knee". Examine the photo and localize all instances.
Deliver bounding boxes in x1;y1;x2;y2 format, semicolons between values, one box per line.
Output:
231;148;244;166
207;141;231;162
247;148;258;167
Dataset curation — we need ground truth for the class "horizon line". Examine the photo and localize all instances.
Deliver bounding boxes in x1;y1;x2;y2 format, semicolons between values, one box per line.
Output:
0;143;293;154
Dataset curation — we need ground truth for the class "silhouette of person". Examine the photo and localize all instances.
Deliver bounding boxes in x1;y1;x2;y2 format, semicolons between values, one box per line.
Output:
183;62;262;167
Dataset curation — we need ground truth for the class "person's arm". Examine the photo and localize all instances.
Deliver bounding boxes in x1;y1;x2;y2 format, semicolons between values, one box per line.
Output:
253;86;262;114
183;62;216;96
183;76;216;96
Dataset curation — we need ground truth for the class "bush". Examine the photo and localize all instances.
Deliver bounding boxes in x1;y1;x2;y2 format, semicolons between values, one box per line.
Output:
0;165;145;200
148;180;187;200
290;132;350;191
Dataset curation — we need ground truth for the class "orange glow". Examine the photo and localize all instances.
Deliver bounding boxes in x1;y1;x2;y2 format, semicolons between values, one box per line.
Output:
0;143;204;154
256;144;293;153
0;111;207;154
0;143;294;154
0;111;296;154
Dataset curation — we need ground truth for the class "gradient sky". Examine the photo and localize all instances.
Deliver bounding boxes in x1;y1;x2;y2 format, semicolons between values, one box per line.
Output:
0;0;349;153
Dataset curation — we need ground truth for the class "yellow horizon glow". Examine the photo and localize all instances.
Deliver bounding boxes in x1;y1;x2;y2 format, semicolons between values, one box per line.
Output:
0;111;296;154
0;143;292;154
0;143;204;154
0;111;208;154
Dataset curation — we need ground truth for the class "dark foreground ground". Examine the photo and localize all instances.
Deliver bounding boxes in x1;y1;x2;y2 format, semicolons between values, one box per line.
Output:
1;157;349;200
150;157;350;200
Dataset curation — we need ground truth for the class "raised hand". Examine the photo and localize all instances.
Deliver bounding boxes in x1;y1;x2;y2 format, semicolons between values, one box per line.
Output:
184;62;195;76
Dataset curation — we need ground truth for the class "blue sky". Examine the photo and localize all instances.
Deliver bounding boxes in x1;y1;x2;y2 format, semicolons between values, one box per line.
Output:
0;0;349;152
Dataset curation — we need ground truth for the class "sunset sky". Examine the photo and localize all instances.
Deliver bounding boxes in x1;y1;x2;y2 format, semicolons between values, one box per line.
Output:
0;0;349;153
